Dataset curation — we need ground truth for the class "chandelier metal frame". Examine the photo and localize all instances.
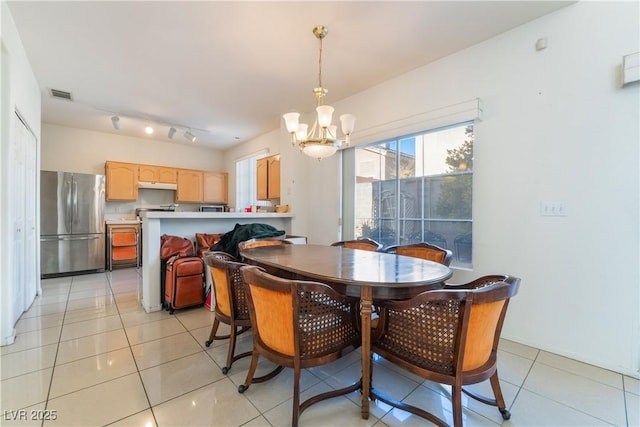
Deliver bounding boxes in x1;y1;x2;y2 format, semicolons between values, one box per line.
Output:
283;25;355;160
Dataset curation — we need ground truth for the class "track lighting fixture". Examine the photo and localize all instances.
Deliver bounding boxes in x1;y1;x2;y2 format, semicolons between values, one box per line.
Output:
102;110;204;142
111;115;120;130
184;131;196;142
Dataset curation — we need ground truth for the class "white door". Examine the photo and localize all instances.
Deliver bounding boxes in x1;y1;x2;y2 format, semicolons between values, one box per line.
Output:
23;117;37;307
11;112;38;323
12;114;26;324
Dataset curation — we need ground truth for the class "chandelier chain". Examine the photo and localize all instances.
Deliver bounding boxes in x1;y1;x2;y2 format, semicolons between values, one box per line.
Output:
318;36;323;100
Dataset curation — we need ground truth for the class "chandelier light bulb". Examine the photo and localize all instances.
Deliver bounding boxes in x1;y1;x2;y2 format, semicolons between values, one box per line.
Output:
340;114;356;135
296;123;308;141
316;105;334;128
283;113;300;134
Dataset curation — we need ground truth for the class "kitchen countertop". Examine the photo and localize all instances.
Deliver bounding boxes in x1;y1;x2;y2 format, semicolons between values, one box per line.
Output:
138;211;294;219
105;219;141;225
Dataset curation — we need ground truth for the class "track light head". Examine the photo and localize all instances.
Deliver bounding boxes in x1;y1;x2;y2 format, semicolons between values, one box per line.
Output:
111;115;120;130
168;127;177;139
184;131;196;142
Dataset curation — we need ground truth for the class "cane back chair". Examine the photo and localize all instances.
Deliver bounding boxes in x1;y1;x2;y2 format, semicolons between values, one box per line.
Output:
371;275;521;427
239;266;361;427
331;238;383;252
202;252;253;374
384;241;453;266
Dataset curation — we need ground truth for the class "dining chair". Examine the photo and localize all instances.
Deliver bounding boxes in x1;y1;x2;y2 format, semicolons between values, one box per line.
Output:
239;266;361;427
330;238;382;251
371;274;521;427
383;241;453;266
202;252;253;374
237;237;291;251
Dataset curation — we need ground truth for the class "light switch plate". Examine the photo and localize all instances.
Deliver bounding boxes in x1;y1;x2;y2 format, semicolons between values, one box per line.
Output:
540;202;567;217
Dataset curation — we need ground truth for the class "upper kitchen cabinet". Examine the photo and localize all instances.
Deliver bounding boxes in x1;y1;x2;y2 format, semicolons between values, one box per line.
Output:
138;165;177;184
257;154;280;200
105;161;138;201
176;169;203;203
203;172;228;203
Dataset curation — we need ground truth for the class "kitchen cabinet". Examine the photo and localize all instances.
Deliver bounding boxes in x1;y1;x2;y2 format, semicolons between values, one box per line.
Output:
203;172;228;203
139;165;177;184
105;161;138;201
176;169;203;203
257;154;280;200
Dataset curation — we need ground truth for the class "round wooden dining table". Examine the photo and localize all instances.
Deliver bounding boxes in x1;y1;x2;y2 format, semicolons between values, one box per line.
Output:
240;244;453;419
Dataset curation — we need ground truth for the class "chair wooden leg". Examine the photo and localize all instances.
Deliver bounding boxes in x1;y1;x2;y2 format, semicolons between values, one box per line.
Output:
223;325;238;374
204;318;220;347
490;371;511;420
292;366;301;427
452;384;463;427
238;352;259;393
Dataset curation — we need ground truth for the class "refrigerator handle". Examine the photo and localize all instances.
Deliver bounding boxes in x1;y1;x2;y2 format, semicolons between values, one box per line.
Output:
73;180;78;224
66;180;73;231
41;235;101;242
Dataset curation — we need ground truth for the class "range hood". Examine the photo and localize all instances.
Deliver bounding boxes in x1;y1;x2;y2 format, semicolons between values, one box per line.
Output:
138;181;177;190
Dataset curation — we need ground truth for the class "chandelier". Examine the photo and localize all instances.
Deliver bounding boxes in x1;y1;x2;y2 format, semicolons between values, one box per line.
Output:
283;26;355;160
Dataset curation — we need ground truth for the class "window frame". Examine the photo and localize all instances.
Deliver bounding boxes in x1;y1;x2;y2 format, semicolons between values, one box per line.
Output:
235;150;270;211
343;120;474;268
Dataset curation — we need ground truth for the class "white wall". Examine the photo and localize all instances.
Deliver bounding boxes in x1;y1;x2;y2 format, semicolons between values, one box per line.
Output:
228;1;640;376
42;123;225;175
41;123;226;214
1;2;42;344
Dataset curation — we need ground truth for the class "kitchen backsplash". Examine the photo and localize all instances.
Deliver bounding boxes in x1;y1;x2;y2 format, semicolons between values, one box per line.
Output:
104;189;202;215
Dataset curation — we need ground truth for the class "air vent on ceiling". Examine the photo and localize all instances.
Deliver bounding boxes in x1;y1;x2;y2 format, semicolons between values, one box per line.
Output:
49;88;73;101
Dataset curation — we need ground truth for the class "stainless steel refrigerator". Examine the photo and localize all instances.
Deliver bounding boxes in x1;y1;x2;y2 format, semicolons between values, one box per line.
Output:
40;171;106;277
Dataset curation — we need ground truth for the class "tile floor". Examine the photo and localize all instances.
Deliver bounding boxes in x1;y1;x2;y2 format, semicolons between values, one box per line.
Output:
1;268;638;427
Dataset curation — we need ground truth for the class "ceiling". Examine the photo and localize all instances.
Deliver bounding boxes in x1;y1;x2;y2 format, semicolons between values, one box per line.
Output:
7;1;573;150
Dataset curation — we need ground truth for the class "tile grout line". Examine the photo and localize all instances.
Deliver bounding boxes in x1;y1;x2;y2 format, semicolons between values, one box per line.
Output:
106;269;160;427
502;347;540;420
41;276;73;427
517;350;622;426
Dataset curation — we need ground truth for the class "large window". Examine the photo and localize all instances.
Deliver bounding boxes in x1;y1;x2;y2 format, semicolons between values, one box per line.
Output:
353;122;473;267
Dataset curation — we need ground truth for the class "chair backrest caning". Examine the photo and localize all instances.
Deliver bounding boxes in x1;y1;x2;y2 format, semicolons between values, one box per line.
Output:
241;266;360;361
375;275;520;376
295;285;360;359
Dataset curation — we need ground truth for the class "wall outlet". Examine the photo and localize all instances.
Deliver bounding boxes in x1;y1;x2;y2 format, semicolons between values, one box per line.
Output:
540;202;567;217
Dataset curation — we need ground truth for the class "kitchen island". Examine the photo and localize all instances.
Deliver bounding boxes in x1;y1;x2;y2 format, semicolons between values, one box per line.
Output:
139;211;295;313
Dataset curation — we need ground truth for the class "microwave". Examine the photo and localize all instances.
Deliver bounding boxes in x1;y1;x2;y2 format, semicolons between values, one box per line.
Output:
199;205;225;212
